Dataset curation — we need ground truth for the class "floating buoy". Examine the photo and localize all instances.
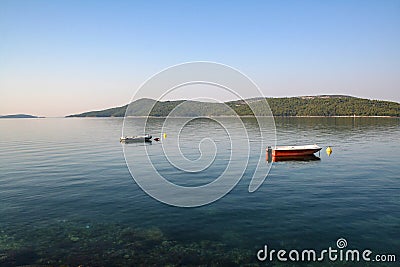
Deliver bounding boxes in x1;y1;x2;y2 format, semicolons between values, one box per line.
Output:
163;133;167;139
326;146;332;156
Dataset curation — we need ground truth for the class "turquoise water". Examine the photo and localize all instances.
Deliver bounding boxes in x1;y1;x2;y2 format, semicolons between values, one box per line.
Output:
0;117;399;266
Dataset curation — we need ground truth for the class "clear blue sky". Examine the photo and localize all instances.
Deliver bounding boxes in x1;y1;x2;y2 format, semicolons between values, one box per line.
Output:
1;0;399;116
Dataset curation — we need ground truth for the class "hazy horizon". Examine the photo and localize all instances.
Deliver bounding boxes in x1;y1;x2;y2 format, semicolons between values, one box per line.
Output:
1;1;399;117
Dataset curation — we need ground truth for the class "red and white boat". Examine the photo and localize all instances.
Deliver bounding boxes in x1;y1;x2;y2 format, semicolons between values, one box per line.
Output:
272;144;322;157
266;144;322;161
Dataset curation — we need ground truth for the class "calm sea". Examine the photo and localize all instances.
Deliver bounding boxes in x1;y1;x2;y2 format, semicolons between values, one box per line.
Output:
0;117;399;266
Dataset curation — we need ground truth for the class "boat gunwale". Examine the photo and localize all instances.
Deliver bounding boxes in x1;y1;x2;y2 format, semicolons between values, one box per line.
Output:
273;145;321;151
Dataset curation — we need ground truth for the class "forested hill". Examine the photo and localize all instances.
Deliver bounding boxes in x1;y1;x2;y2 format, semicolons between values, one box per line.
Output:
265;96;399;116
0;114;40;118
66;96;400;117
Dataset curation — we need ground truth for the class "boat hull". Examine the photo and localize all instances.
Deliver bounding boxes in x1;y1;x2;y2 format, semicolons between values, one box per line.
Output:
272;148;321;157
120;138;152;143
266;145;322;161
120;135;152;143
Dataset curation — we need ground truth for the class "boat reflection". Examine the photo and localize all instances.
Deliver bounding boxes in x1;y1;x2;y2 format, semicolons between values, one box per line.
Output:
267;154;321;163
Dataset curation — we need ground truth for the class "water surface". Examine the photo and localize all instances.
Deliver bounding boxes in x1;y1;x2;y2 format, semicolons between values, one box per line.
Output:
0;117;399;266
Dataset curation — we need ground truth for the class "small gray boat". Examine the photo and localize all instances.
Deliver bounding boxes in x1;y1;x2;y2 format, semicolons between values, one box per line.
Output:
120;134;152;143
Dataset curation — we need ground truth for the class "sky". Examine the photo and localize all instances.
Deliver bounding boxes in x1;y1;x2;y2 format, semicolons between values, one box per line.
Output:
0;0;399;117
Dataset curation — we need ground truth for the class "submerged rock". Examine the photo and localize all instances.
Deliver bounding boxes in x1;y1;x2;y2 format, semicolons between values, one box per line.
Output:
69;236;80;242
0;221;256;266
0;248;39;267
140;227;164;241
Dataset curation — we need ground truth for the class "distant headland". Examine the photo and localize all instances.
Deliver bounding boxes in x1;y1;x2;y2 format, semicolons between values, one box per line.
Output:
0;114;42;119
66;95;400;118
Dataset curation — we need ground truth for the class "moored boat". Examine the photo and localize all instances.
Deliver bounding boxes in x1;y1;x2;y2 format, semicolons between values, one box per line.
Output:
272;144;322;157
266;144;322;161
120;134;152;143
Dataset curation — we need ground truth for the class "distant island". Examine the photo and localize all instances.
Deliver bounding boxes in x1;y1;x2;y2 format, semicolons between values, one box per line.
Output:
66;95;400;118
0;114;41;118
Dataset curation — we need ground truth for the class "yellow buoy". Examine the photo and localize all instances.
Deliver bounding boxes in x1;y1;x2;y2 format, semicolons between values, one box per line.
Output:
163;133;167;139
326;146;332;156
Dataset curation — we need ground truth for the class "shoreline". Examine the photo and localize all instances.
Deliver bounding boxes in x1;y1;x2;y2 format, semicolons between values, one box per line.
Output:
3;115;398;119
63;115;399;119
